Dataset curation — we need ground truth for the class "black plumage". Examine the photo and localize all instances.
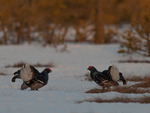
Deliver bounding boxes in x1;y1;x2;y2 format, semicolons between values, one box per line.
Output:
87;66;119;90
102;66;127;85
34;68;51;86
12;64;52;90
119;73;127;85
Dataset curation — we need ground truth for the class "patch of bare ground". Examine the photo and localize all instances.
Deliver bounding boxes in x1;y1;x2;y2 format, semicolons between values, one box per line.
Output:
83;74;150;103
86;86;150;94
78;96;150;104
32;62;55;67
5;61;55;68
118;59;150;63
112;86;150;94
85;74;150;94
126;76;150;82
0;72;7;76
130;82;150;88
86;88;105;93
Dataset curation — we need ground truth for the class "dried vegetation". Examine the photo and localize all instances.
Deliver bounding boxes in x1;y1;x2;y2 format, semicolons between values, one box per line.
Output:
5;61;55;68
84;75;150;103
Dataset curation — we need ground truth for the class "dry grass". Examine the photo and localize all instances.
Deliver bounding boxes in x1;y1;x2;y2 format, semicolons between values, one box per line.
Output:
112;86;150;94
86;88;106;93
5;61;25;68
32;62;55;67
0;72;7;76
78;96;150;104
85;74;150;94
86;86;150;94
5;61;55;68
84;75;150;103
118;59;150;63
86;77;150;94
126;76;150;82
130;82;150;88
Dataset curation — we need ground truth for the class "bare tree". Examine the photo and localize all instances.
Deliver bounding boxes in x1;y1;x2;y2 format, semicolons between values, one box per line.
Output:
94;0;104;44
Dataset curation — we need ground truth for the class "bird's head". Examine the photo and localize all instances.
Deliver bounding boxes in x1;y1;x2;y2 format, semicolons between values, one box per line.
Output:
87;66;95;71
45;68;52;73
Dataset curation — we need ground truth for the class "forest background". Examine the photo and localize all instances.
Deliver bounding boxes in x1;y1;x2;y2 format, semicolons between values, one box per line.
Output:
0;0;150;56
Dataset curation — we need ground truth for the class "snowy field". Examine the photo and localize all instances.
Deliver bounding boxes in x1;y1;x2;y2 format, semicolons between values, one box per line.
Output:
0;43;150;113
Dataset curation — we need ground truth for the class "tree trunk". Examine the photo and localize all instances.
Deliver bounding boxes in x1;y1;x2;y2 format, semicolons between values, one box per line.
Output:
147;38;150;56
27;24;31;44
94;0;104;44
16;27;22;44
74;25;80;42
2;26;7;45
61;26;68;43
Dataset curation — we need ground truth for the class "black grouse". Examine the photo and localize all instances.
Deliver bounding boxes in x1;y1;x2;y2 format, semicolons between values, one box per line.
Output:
102;66;127;85
12;64;52;90
87;66;119;90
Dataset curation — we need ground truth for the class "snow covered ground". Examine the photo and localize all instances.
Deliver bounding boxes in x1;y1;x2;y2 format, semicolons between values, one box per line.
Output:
0;43;150;113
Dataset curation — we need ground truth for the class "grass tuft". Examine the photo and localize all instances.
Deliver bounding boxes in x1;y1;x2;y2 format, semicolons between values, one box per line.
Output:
126;76;150;82
86;86;150;94
5;61;55;68
78;96;150;104
0;72;7;76
118;59;150;63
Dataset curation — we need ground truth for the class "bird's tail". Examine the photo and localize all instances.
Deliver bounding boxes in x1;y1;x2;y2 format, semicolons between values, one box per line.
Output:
20;64;34;81
110;65;119;81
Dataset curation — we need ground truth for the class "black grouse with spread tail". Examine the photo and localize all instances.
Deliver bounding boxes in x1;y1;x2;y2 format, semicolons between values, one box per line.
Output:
87;66;119;90
12;64;52;90
102;66;127;85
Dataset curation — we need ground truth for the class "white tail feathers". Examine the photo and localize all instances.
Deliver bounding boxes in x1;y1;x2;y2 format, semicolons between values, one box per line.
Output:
110;65;119;81
20;64;34;81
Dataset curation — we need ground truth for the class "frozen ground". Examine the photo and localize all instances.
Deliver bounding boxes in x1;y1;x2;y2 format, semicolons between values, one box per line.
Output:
0;43;150;113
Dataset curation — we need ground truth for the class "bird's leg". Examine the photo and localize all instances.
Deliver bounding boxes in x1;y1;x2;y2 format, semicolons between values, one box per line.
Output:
106;86;111;91
102;86;106;92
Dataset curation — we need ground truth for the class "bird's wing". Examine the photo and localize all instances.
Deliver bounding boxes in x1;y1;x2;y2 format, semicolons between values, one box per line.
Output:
98;72;110;79
95;72;110;83
30;66;40;74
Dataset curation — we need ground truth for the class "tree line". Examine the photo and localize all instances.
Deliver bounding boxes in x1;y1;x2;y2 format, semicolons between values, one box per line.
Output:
0;0;149;49
119;0;150;56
